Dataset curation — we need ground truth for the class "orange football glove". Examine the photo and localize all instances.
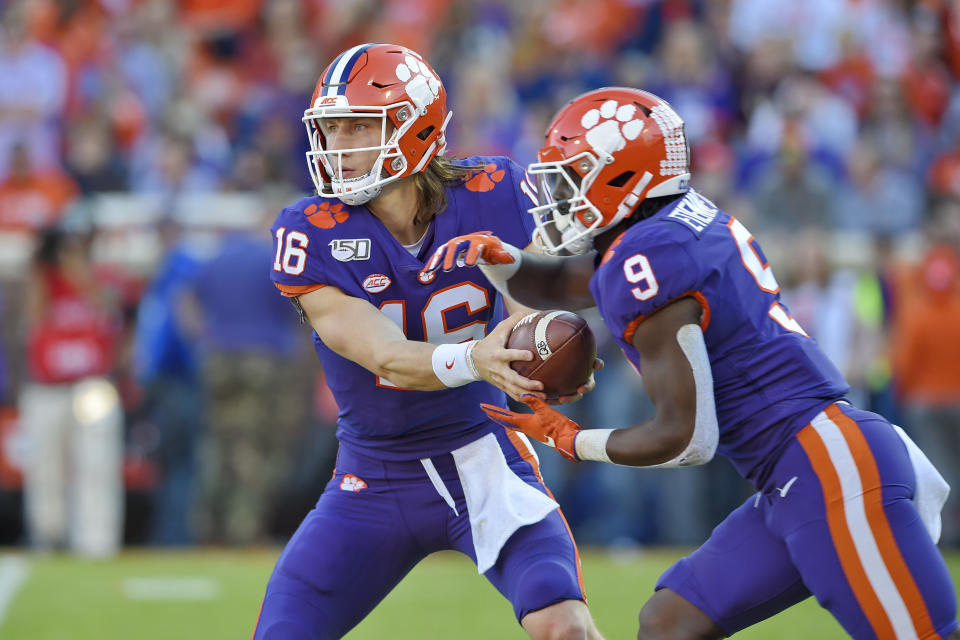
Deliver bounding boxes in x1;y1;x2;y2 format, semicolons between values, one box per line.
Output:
481;395;582;462
421;231;517;278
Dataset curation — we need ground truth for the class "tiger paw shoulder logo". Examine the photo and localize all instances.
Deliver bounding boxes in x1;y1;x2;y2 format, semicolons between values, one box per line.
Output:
339;473;368;492
465;163;506;192
305;201;349;229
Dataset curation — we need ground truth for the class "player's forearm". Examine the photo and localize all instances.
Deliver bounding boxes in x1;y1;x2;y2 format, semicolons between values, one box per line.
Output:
371;339;449;390
603;418;696;466
497;252;596;310
578;324;717;467
302;287;479;391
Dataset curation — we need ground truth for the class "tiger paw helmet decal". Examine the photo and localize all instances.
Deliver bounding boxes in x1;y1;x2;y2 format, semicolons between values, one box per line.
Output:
394;54;441;113
581;100;645;159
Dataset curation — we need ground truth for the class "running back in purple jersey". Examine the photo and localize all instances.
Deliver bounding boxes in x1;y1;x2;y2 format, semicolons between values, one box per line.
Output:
589;189;850;485
270;156;538;460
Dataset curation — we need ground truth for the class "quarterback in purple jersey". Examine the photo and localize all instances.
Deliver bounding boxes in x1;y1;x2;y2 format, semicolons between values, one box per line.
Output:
425;87;960;639
252;44;604;639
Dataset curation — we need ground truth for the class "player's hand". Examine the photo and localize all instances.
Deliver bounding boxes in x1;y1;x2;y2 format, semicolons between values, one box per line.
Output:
481;395;582;461
472;310;545;401
549;358;605;405
421;232;517;277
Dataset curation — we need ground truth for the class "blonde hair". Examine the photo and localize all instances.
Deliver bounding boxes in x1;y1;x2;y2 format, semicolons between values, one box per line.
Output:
413;157;483;226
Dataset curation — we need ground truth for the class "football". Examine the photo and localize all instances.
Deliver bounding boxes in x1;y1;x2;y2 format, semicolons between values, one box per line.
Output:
507;310;596;400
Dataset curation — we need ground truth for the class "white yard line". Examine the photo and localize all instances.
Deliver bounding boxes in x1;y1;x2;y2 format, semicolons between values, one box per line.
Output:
121;576;221;601
0;555;30;626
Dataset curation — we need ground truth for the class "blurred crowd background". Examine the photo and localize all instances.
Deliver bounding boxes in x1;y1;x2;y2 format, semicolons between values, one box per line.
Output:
2;0;960;556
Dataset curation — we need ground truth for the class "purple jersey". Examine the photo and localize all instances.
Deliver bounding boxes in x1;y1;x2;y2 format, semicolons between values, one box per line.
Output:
589;189;849;486
270;156;538;460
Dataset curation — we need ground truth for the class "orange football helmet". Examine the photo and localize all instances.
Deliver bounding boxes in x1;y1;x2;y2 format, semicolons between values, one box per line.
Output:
528;87;690;254
303;43;452;205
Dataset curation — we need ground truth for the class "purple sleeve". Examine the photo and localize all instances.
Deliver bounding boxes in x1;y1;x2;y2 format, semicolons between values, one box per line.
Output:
504;159;539;246
596;232;702;343
269;207;330;297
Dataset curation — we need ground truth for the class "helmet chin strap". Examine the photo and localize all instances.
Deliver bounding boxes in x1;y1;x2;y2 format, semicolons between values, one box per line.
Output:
330;171;382;205
326;131;402;206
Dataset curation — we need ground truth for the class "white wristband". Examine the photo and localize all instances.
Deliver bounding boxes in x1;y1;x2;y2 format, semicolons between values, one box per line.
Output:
432;341;481;387
574;428;614;463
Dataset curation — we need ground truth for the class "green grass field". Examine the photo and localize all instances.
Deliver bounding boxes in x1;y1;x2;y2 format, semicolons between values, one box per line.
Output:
1;548;957;639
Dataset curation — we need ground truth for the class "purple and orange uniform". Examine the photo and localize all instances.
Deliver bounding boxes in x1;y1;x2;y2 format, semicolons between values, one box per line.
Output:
252;157;587;639
591;189;958;638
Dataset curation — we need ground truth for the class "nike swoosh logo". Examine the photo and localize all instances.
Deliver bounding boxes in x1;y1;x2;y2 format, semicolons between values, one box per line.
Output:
777;476;798;498
544;435;555;447
445;360;455;369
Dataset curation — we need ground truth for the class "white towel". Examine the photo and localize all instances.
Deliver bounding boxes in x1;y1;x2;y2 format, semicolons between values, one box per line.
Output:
893;425;950;544
451;433;559;574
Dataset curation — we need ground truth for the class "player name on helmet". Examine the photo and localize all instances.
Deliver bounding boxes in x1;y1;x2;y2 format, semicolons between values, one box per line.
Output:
667;190;718;233
330;238;371;262
362;274;391;293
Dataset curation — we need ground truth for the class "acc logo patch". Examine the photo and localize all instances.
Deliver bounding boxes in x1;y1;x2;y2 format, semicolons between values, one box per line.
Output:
330;238;371;261
313;94;349;109
362;273;391;293
339;474;368;492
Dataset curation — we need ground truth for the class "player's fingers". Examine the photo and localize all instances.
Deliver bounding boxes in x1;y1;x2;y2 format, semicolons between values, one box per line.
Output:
480;403;518;420
481;405;521;429
501;422;549;446
496;310;533;338
500;367;543;392
504;388;545;403
464;241;482;267
441;241;463;271
521;394;553;414
486;247;516;265
577;373;596;395
503;348;534;362
493;375;542;402
550;392;583;405
423;246;445;274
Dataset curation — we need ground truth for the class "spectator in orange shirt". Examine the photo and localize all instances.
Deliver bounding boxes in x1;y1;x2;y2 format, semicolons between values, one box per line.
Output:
0;144;77;231
892;198;960;545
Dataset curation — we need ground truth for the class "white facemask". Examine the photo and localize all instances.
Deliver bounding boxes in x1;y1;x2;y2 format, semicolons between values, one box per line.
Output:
330;171;383;206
